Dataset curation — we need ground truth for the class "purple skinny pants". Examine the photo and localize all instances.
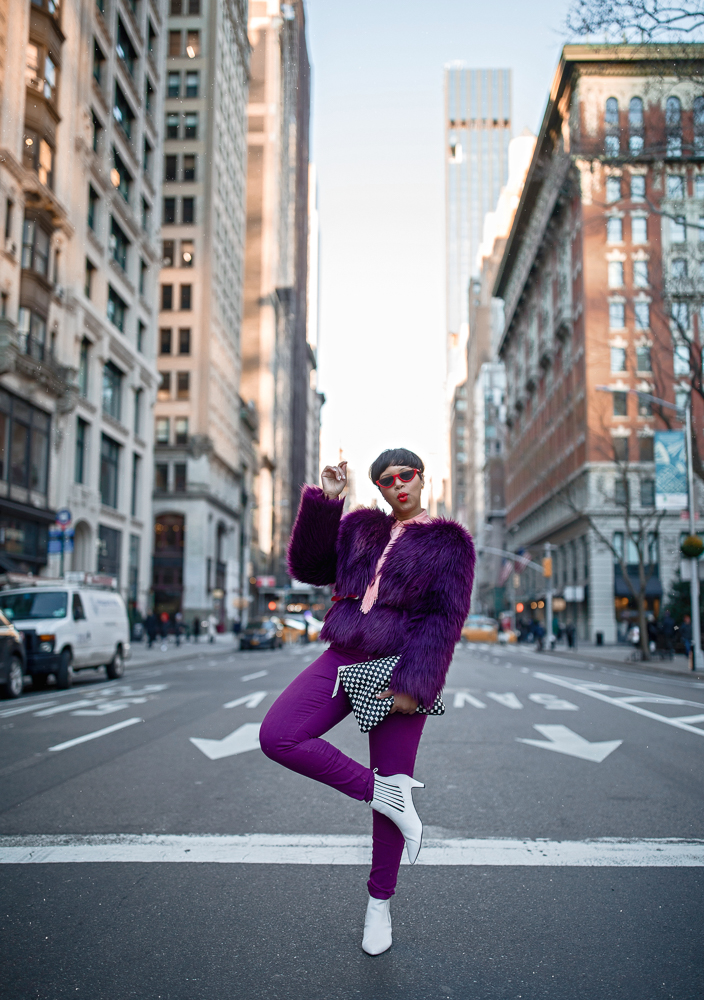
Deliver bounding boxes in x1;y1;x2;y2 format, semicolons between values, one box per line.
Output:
259;644;426;899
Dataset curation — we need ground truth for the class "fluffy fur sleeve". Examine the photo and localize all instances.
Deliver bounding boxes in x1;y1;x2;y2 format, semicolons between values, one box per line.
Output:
388;522;475;707
287;485;345;586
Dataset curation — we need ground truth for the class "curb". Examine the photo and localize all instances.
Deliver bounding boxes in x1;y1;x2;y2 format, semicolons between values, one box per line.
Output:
535;648;704;682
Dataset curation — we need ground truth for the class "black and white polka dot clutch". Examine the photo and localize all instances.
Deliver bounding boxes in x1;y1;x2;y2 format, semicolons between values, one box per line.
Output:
331;655;445;733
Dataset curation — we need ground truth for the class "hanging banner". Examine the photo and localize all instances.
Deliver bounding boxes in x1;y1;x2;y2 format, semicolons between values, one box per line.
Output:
654;430;687;509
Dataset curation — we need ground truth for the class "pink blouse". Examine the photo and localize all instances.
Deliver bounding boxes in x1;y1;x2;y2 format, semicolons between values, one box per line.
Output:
360;509;433;614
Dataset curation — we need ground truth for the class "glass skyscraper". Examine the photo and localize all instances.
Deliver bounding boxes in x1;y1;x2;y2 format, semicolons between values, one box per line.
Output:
445;66;512;342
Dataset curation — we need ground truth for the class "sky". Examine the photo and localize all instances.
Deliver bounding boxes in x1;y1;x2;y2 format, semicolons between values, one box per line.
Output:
305;0;573;507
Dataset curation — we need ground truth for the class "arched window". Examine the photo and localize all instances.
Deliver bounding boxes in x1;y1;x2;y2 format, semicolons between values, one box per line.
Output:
605;97;620;157
694;96;704;154
629;97;644;155
666;96;682;157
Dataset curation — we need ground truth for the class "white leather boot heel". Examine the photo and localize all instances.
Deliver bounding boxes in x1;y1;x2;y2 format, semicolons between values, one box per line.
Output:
362;895;392;955
370;772;425;864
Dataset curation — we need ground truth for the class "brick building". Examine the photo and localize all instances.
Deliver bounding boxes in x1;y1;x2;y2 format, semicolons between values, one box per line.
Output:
494;44;704;642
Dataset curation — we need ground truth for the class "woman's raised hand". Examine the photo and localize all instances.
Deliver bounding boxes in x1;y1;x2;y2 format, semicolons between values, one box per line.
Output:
321;460;348;498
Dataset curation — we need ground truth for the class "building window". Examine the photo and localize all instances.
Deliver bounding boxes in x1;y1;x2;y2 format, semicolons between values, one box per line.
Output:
674;343;690;374
670;216;686;242
91;111;102;153
180;284;192;310
93;39;105;86
133;388;142;436
605;135;620;157
116;18;137;76
128;533;140;602
177;372;190;399
100;434;120;508
113;83;135;139
608;261;623;287
667;174;685;199
666;96;682;157
165;154;177;181
102;361;123;420
607;217;623;243
158;371;171;400
671;258;688;280
634;301;650;329
75;417;87;484
184;112;198;139
640;479;655;507
639;436;654;462
635;346;651;372
613;436;628;461
631;175;645;201
155;463;168;491
97;523;121;578
613;391;628;416
185;71;199;98
145;77;154;116
629;97;644;155
610;346;626;372
609;301;625;329
0;390;51;494
694;97;704;154
605;97;619;156
85;258;95;298
161;284;173;310
168;30;181;57
17;308;47;360
186;30;200;57
139;259;147;297
166;113;180;139
167;71;180;98
148;18;157;54
88;185;98;231
632;217;648;243
179;328;191;354
137;322;146;354
131;452;140;516
175;417;188;444
182;197;195;224
633;260;649;287
606;177;621;202
107;285;127;332
21;217;50;275
163;197;176;225
109;217;129;270
155;417;170;444
174;462;187;491
4;198;13;240
22;130;54;189
141;197;150;234
189;0;200;13
78;338;90;396
183;154;196;181
181;240;194;266
672;301;690;330
614;479;628;505
160;328;172;354
162;240;175;267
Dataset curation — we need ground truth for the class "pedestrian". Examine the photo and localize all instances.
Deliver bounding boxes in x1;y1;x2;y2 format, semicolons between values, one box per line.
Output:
192;616;200;643
207;613;217;643
159;612;169;651
660;608;675;658
566;622;576;648
145;612;158;649
174;611;183;647
680;614;692;661
259;449;475;956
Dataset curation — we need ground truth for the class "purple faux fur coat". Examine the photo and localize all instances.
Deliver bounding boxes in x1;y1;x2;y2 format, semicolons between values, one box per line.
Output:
287;486;476;707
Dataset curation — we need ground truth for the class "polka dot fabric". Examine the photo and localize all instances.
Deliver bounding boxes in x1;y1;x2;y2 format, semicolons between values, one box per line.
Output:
336;655;445;734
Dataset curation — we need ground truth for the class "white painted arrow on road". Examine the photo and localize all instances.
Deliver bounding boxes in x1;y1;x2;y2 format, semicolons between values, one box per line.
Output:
517;725;622;763
190;723;261;760
222;691;267;709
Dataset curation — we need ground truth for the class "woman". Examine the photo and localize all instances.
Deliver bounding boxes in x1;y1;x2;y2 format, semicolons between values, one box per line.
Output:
260;448;475;955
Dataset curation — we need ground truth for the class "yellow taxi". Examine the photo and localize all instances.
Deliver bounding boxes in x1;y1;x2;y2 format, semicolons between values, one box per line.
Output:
461;615;499;644
281;615;323;643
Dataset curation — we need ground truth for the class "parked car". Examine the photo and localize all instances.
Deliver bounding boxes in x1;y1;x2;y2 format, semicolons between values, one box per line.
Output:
239;617;284;650
0;583;130;689
461;615;499;644
0;610;27;699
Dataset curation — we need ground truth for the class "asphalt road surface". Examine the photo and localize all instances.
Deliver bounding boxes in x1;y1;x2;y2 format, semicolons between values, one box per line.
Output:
1;640;703;1000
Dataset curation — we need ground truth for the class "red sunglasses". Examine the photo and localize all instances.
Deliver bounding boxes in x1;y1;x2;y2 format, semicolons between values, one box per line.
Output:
376;468;420;490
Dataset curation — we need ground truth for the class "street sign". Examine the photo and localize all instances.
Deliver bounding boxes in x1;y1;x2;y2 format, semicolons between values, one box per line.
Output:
56;508;72;526
655;431;687;509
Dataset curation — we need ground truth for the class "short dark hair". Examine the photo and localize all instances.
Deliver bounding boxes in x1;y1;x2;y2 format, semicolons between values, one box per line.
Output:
369;448;424;485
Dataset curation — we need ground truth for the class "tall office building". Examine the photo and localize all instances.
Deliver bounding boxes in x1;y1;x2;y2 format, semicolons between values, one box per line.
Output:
444;66;511;519
242;0;315;611
152;0;253;627
0;0;165;619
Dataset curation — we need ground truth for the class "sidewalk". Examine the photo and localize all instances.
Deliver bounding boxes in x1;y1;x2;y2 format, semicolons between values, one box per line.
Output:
128;633;239;667
533;641;704;680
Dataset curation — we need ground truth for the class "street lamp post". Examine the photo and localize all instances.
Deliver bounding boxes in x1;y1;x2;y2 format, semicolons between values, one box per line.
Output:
596;386;702;671
543;541;553;650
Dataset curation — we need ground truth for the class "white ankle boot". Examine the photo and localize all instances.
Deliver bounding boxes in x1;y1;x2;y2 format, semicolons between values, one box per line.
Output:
370;771;425;864
362;895;392;955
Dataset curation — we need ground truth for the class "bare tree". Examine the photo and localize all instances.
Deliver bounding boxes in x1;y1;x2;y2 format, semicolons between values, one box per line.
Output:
567;0;704;42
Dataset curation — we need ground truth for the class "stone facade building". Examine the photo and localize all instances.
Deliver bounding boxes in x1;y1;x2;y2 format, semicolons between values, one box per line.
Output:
152;0;253;627
0;0;166;619
494;44;704;641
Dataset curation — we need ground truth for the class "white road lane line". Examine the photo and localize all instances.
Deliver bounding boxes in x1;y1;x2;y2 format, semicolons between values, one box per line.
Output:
35;701;97;717
241;670;268;682
453;691;486;708
0;834;702;866
222;691;267;709
486;692;523;709
535;673;704;738
0;702;59;718
47;717;143;752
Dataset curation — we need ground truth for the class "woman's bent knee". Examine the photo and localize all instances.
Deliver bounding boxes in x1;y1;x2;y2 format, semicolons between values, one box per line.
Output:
259;713;298;762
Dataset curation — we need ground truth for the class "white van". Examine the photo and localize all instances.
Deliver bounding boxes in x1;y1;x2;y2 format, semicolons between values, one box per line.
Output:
0;582;131;689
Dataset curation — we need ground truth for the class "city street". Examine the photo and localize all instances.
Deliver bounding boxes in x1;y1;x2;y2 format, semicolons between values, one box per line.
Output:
0;641;703;999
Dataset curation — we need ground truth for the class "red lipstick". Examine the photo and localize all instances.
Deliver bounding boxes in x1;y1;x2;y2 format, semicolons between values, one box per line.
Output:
398;492;408;502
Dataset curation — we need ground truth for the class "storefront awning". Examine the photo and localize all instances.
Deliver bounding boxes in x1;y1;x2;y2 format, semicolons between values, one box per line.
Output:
614;574;662;598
